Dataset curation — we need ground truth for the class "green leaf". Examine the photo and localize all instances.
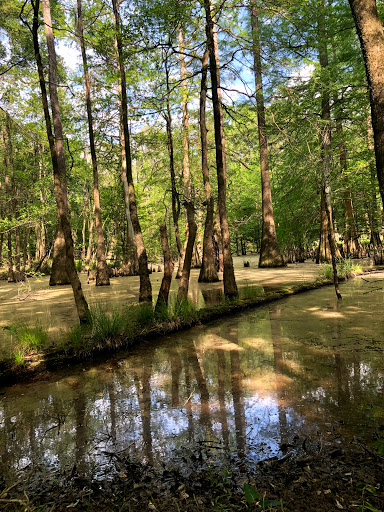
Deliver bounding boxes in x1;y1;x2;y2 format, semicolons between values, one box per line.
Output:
262;499;281;509
243;483;262;504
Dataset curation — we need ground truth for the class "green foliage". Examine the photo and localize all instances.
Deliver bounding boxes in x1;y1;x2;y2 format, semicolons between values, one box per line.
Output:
243;483;281;510
352;483;382;512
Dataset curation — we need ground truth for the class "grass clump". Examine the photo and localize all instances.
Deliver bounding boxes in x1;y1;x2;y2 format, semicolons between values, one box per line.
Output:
321;258;362;280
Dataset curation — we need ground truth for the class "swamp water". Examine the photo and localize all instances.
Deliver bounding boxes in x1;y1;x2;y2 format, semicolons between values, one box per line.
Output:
0;273;383;484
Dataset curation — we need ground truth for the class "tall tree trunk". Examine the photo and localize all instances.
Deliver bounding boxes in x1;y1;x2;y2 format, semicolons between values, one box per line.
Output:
348;0;384;209
317;3;341;265
199;47;219;283
77;0;109;286
366;114;382;246
177;25;193;280
250;2;284;268
32;0;89;323
177;26;196;296
164;51;183;278
203;0;238;299
112;0;152;303
1;122;14;281
155;223;174;313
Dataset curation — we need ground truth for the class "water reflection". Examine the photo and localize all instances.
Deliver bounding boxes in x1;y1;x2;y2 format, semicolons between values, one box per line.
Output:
0;276;384;483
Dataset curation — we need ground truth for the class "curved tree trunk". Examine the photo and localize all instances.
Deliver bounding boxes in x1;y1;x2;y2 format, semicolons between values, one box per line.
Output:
250;2;284;268
203;0;238;300
77;0;109;286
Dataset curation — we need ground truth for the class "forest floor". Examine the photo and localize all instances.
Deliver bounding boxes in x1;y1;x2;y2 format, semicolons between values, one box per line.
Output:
1;431;384;511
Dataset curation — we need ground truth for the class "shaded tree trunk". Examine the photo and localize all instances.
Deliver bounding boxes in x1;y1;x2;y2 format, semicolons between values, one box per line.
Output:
348;0;384;209
317;3;341;265
203;0;238;299
177;202;197;301
250;2;284;268
77;0;109;286
112;0;151;303
155;223;174;313
366;115;382;246
199;47;219;283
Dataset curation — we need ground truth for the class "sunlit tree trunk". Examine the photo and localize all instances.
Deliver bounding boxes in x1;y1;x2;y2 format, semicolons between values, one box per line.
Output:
33;0;89;323
250;2;284;268
204;0;238;299
199;47;219;283
349;0;384;209
112;0;152;303
77;0;109;286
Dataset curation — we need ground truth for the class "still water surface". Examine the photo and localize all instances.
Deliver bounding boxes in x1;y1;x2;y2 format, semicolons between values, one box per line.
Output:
0;274;383;482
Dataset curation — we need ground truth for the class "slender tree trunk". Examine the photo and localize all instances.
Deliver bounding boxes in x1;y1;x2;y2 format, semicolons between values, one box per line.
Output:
317;3;341;265
1;122;14;282
155;223;174;313
177;25;193;279
203;0;238;299
112;0;152;303
348;0;384;209
77;0;109;286
163;52;183;278
84;217;94;271
34;0;89;323
250;2;284;268
199;47;219;283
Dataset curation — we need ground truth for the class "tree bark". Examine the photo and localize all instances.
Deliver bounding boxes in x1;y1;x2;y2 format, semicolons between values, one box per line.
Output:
203;0;238;299
34;0;89;323
77;0;109;286
317;2;341;264
163;51;183;278
155;223;174;313
112;0;152;303
250;2;284;268
348;0;384;209
177;202;197;301
199;47;219;283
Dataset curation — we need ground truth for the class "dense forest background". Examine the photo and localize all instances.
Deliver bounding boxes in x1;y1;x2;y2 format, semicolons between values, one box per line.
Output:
0;0;383;302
